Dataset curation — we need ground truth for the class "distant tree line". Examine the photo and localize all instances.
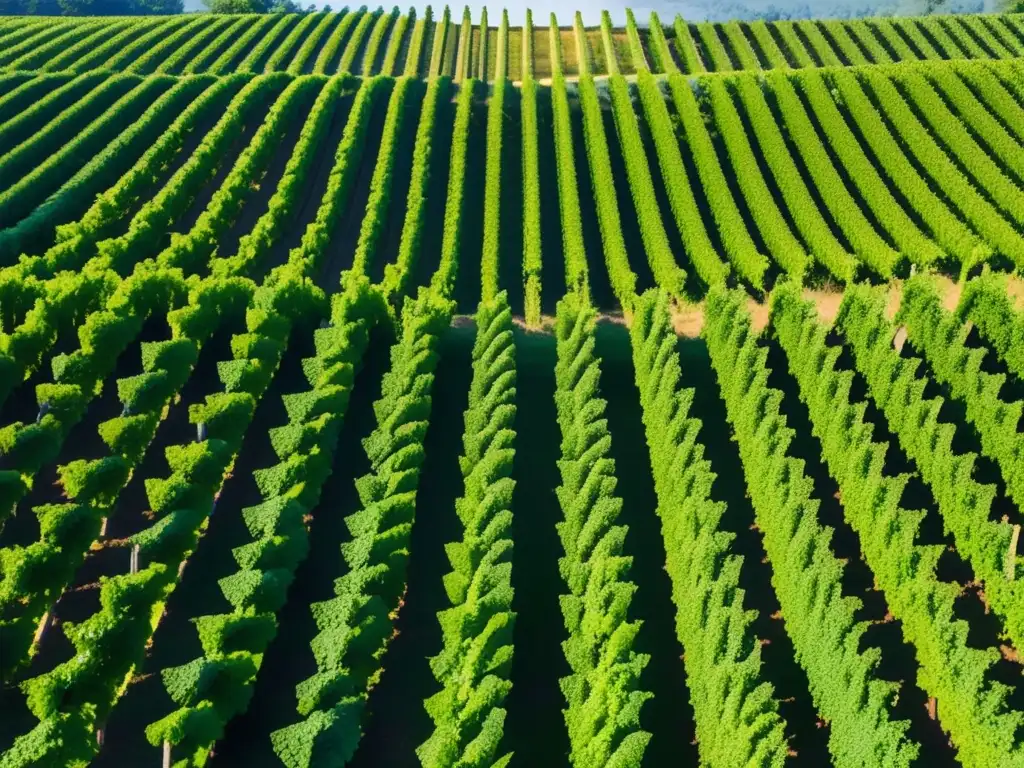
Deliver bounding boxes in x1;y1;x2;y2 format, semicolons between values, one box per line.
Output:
203;0;316;13
0;0;182;13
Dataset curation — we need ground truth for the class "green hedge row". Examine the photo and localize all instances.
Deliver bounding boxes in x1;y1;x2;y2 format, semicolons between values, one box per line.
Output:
956;270;1024;382
3;273;317;767
705;284;919;766
383;76;446;301
835;281;1024;650
553;292;649;767
898;275;1024;520
631;288;788;767
145;277;382;767
418;291;516;767
272;287;453;767
771;278;1024;767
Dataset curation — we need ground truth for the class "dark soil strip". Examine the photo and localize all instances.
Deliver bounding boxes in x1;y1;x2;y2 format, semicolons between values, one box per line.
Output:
721;85;822;261
883;77;1015;225
208;325;392;765
367;80;427;285
819;79;940;253
745;83;862;256
504;328;571;766
406;84;455;295
0;329;78;446
166;84;284;242
777;79;911;255
93;330;311;768
741;22;772;69
254;86;357;282
302;14;344;75
0;317;166;551
682;83;779;286
0;321;246;751
767;23;801;68
599;94;656;295
595;322;699;767
535;85;566;316
764;335;960;764
897;333;1020;529
316;80;394;292
452;84;487;314
101;81;255;245
350;322;475;767
212;86;320;267
498;84;526;317
567;90;616;313
630;84;705;301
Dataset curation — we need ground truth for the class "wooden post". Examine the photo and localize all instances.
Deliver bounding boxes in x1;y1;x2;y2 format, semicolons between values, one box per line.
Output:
99;516;108;539
892;325;908;354
33;611;52;645
163;740;172;768
1006;524;1020;580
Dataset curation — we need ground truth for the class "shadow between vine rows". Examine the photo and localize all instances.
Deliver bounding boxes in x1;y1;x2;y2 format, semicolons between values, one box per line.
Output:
208;324;393;765
504;328;571;766
763;335;959;765
595;321;699;767
351;321;474;767
534;85;566;316
94;329;312;767
674;332;829;765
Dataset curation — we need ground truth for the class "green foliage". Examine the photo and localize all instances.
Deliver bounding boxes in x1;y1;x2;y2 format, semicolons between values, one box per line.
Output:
666;74;772;286
140;337;198;378
0;709;94;768
672;15;706;74
383;76;445;301
419;292;516;767
189;393;256;444
956;270;1024;382
606;75;687;297
0;415;63;473
521;73;542;326
275;288;451;764
766;279;1024;766
785;68;947;267
631;289;788;767
576;75;637;308
431;79;474;298
117;370;174;414
837;67;1020;271
833;281;1024;650
480;77;507;303
704;75;814;281
549;73;588;297
57;456;129;505
346;77;412;284
899;275;1024;515
740;72;899;278
271;703;363;768
552;293;650;767
282;76;387;280
130;506;205;562
635;70;728;287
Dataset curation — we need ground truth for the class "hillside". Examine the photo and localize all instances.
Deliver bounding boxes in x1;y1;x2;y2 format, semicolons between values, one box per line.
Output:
2;7;1024;768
